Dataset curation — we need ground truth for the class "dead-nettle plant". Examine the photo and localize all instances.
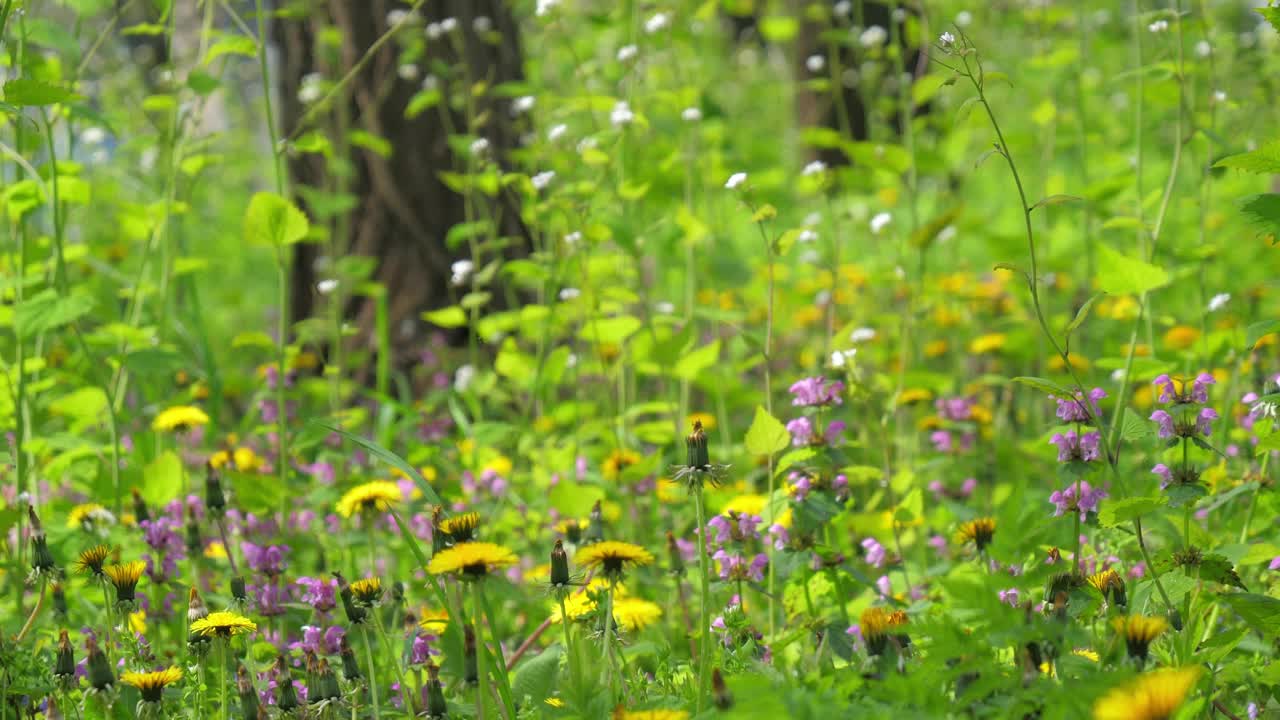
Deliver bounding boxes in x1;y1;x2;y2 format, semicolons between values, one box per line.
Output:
934;28;1180;624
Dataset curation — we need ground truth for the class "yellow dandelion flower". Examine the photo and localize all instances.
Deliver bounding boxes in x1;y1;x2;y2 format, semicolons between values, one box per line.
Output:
438;512;482;542
612;710;690;720
152;405;210;432
687;412;716;431
720;494;767;518
204;541;228;560
968;334;1007;355
575;541;654;577
419;607;449;632
603;449;642;481
427;542;519;579
545;697;566;708
483;455;513;477
656;479;681;504
350;577;383;605
1093;666;1200;720
233;447;261;472
860;607;909;639
1049;353;1091;371
1162;325;1200;351
335;481;403;518
898;388;934;405
1088;569;1127;607
128;609;147;635
793;305;823;328
1072;648;1101;663
552;586;603;623
121;667;183;702
924;339;950;357
956;518;996;551
1112;615;1168;661
67;503;109;529
104;560;147;602
190;611;258;638
612;597;662;632
76;544;112;576
208;449;232;470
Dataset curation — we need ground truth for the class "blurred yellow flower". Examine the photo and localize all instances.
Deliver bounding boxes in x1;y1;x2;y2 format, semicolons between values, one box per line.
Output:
1093;666;1200;720
968;334;1006;354
1162;325;1200;351
686;413;716;431
335;481;403;517
603;449;642;481
612;597;663;631
484;455;513;477
129;609;147;635
152;405;209;432
720;494;767;517
924;339;950;357
897;388;933;405
204;541;228;560
1049;353;1090;371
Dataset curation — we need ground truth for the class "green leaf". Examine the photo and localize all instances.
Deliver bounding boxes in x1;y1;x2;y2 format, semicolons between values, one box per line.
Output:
1200;554;1246;591
1094;243;1169;296
1219;593;1280;636
579;315;641;345
15;290;95;339
1257;7;1280;34
312;422;445;507
1213;141;1280;174
744;405;790;456
1237;194;1280;235
224;469;287;513
1097;495;1167;527
1197;625;1248;665
142;451;184;507
3;78;78;106
548;481;604;519
1010;376;1075;398
673;340;720;381
1120;408;1154;442
243;191;310;246
1029;194;1082;211
205;35;258;64
1245;319;1280;349
757;15;797;41
49;387;107;422
510;645;561;707
1065;292;1105;339
422;305;468;328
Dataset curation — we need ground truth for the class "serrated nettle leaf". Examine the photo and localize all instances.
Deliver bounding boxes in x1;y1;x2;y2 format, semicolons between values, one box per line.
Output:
1237;194;1280;234
3;78;80;106
1213;141;1280;174
1120;408;1154;442
244;191;310;246
1219;593;1280;636
1094;243;1169;296
745;405;790;456
1245;319;1280;349
1097;495;1167;527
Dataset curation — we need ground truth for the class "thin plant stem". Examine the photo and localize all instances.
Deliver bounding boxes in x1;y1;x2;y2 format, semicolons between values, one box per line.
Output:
361;624;382;719
371;605;411;711
219;640;229;720
14;577;46;643
603;580;617;697
693;485;712;714
474;584;488;720
558;592;578;688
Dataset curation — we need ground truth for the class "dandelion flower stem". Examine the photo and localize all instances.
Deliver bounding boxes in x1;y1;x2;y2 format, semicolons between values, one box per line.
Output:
603;580;617;697
693;484;713;714
371;603;411;711
474;584;488;720
14;577;46;643
558;592;578;689
361;624;382;719
218;639;229;720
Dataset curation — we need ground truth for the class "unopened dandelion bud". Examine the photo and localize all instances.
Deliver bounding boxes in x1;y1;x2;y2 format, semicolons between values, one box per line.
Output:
51;583;67;617
185;511;202;556
464;625;478;684
275;658;299;711
237;664;260;720
55;630;76;680
425;661;448;717
230;576;247;603
205;463;226;514
686;420;710;468
86;636;115;690
339;636;362;681
712;667;733;710
550;539;571;587
666;532;684;575
391;580;406;606
29;508;57;574
585;500;605;544
131;487;151;524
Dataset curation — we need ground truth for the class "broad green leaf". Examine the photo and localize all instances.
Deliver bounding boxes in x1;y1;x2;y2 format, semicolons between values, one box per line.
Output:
1094;243;1169;296
744;405;789;456
673;340;720;381
1219;593;1280;636
548;481;603;519
205;35;257;64
4;78;78;106
1098;495;1167;527
49;387;107;422
244;191;310;246
1120;408;1154;442
1213;141;1280;174
758;16;797;41
579;315;641;345
1238;194;1280;235
15;290;95;339
1245;319;1280;349
423;306;468;328
510;645;561;707
1065;292;1105;338
142;451;184;507
224;469;288;513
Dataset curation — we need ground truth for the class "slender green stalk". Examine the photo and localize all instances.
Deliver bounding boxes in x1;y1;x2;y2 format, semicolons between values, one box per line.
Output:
361;624;382;719
219;640;229;720
558;592;578;689
371;605;411;711
693;485;712;714
603;581;617;696
474;584;488;720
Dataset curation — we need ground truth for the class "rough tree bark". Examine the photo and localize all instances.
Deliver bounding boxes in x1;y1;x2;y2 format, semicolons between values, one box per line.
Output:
273;0;525;376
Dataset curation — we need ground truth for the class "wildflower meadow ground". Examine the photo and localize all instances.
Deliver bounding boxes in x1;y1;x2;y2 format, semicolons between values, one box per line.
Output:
2;1;1280;719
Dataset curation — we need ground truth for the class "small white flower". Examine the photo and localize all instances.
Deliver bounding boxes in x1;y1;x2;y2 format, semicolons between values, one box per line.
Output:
566;353;578;368
421;75;439;91
439;17;458;33
564;231;582;246
798;229;819;243
536;0;560;17
473;16;492;33
815;289;832;305
1213;89;1227;103
937;225;957;244
655;301;675;314
513;95;535;114
806;54;825;73
317;279;339;295
681;106;702;122
1148;19;1168;33
87;507;117;526
469;137;490;156
799;249;821;265
454;364;476;392
548;123;568;142
869;211;891;234
725;172;747;189
955;11;973;28
1208;293;1231;312
850;327;876;343
803;211;822;227
298;72;323;104
644;12;670;34
610;101;635;127
830;348;857;367
802;160;827;176
81;127;107;145
617;44;638;62
939;31;956;47
834;1;852;18
860;25;888;47
397;64;419;80
450;259;474;286
1195;40;1211;57
386;9;414;26
16;491;31;506
425;22;443;38
1111;368;1127;383
531;171;555;190
558;287;581;301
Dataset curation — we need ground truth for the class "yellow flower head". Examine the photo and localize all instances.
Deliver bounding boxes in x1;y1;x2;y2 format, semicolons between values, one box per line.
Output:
1088;568;1127;607
121;667;183;702
1072;648;1101;663
968;333;1007;355
335;481;403;518
575;541;654;577
612;597;663;632
419;607;449;632
686;412;716;431
438;512;482;543
427;542;519;579
104;560;147;601
897;388;934;405
76;544;113;576
152;405;210;432
550;579;621;623
1094;666;1200;720
204;541;228;560
1163;325;1201;351
603;449;642;481
612;710;690;720
1113;615;1168;661
190;611;258;638
232;447;262;472
859;607;909;639
955;518;997;551
67;503;112;529
656;479;681;504
128;609;148;635
350;577;383;605
720;494;767;518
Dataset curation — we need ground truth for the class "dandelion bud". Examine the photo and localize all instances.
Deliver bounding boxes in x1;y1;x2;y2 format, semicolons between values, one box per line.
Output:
131;487;151;524
1167;608;1183;632
335;573;367;624
666;532;684;575
550;539;571;587
188;586;208;621
712;667;733;710
425;661;448;717
29;508;57;575
237;664;259;720
314;659;341;702
464;625;478;684
230;576;247;603
185;510;203;556
686;420;710;469
51;583;67;617
339;636;362;681
205;463;226;514
391;580;406;606
431;506;447;554
55;630;76;680
275;657;299;712
86;636;115;691
585;500;605;545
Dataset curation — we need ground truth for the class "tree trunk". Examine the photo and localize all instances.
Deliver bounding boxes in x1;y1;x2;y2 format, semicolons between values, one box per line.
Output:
274;0;525;379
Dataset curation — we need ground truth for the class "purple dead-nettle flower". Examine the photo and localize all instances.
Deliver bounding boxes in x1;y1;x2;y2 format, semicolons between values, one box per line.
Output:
997;588;1019;607
861;537;886;568
1196;407;1218;436
242;542;290;576
410;632;439;664
1049;430;1101;463
790;474;812;502
789;376;844;407
1052;387;1107;423
935;396;973;422
786;417;814;447
1152;464;1173;489
1153;373;1215;405
1151;410;1176;439
297;577;338;613
1269;556;1280;571
767;523;789;551
707;515;733;545
1151;407;1218;439
1048;480;1107;521
875;574;892;598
